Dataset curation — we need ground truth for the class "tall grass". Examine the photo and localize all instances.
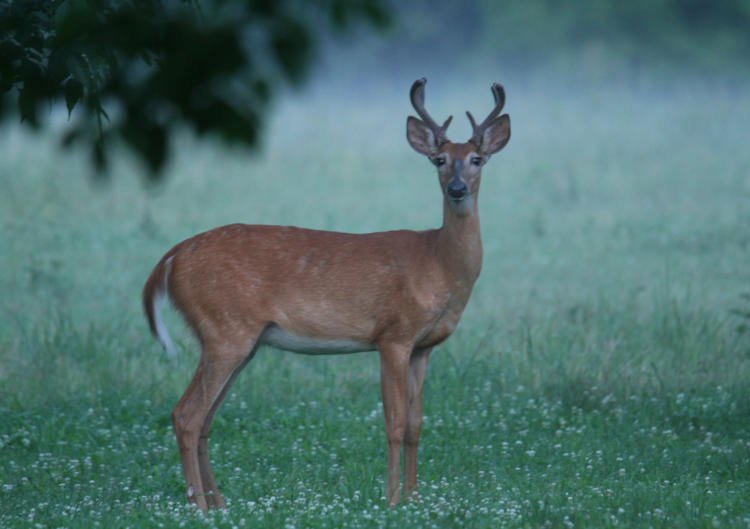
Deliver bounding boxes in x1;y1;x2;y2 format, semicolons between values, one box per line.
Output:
1;73;749;527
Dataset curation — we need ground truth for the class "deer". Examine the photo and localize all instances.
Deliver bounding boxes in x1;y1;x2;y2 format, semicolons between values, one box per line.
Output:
142;78;510;510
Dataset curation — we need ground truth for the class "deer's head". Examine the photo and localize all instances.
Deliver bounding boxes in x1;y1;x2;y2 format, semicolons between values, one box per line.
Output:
406;78;510;215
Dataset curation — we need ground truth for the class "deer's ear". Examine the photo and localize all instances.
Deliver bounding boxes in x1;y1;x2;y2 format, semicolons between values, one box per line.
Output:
480;114;510;156
407;116;438;156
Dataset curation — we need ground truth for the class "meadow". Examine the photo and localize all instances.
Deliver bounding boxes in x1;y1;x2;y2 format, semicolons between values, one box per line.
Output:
1;72;749;528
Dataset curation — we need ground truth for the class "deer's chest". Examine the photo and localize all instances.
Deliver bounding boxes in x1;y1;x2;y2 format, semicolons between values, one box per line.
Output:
412;286;473;349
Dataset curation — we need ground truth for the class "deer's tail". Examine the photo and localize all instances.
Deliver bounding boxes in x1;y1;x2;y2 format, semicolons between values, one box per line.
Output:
142;254;177;358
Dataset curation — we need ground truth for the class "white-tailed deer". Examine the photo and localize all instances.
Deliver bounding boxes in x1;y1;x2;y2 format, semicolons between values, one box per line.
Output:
142;78;510;510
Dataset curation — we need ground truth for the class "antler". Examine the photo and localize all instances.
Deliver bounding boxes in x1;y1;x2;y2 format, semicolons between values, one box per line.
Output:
410;78;452;145
466;83;505;147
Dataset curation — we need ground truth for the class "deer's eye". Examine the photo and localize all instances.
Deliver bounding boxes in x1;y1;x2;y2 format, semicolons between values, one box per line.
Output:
433;157;446;167
471;157;482;166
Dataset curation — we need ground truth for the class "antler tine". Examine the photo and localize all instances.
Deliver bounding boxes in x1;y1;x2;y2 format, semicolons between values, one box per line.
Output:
468;82;506;146
410;78;451;144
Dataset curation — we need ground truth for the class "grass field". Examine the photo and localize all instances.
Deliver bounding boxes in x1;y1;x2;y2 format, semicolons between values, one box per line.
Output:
1;73;749;528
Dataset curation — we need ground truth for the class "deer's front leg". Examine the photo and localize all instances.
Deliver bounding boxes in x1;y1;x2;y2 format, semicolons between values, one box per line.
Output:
403;347;432;500
378;343;411;506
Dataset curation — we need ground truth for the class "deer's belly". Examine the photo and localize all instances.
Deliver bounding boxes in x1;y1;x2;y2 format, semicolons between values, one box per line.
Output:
260;324;375;355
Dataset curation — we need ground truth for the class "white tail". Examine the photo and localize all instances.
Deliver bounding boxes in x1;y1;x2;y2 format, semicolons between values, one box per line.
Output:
142;78;510;510
144;255;176;358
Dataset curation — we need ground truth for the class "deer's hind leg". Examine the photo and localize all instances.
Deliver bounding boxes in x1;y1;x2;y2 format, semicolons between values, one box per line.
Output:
172;325;264;510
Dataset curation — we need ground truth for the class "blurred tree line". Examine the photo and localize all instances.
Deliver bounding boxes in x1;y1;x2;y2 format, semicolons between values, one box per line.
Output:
344;0;750;78
479;0;750;69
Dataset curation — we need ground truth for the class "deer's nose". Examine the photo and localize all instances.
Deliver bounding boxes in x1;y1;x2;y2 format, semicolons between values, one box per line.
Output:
446;181;468;199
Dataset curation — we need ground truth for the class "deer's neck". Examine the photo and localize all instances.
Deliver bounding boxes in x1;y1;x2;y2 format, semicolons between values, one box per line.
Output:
436;198;483;287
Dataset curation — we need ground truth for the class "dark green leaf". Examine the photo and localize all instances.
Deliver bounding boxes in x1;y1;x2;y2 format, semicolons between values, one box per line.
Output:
64;78;83;117
17;87;37;126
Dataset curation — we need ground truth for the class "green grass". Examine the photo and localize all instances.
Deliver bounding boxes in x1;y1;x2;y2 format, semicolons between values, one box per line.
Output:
1;73;750;528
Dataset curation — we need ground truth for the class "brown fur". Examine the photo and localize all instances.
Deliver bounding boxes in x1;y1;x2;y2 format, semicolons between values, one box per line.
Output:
142;80;510;510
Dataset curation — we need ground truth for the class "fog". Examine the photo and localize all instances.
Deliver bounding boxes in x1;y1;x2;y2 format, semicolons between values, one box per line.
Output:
1;1;748;322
